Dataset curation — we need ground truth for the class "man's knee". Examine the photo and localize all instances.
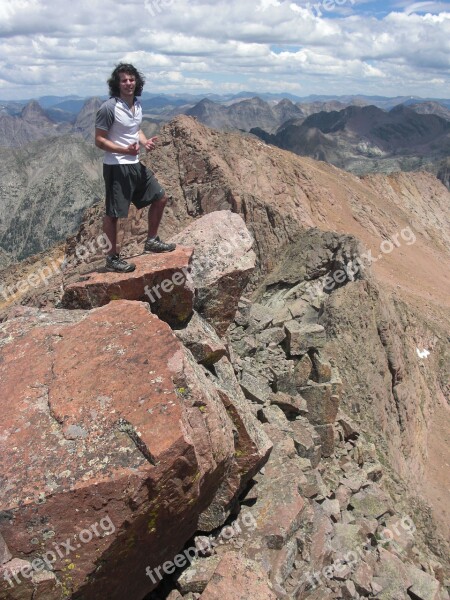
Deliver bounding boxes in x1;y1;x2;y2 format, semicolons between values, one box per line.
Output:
154;194;168;207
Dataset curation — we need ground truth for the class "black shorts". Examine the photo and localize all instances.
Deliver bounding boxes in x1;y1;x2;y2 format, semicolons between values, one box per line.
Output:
103;163;165;218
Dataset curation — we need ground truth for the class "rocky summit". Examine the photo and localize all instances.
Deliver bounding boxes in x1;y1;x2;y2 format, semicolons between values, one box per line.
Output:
0;116;449;600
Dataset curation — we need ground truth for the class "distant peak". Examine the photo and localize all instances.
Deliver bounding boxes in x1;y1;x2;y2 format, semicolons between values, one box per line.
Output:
21;100;53;124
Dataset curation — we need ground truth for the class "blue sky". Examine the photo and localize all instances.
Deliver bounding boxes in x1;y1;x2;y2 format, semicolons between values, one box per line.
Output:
0;0;449;101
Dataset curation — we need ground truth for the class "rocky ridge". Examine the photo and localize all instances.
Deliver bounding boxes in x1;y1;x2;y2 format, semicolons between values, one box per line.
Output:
1;211;447;600
0;117;448;598
1;117;448;507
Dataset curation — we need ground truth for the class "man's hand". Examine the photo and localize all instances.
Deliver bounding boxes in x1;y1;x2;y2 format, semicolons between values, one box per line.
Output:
126;142;140;156
144;136;158;152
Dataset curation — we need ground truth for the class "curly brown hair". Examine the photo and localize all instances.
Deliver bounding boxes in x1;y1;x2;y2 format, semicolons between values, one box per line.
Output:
107;63;145;97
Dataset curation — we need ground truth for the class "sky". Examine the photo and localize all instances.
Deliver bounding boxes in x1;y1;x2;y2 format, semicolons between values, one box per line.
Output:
0;0;449;101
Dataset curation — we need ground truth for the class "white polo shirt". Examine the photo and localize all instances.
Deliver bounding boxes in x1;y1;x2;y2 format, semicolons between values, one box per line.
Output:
95;97;142;165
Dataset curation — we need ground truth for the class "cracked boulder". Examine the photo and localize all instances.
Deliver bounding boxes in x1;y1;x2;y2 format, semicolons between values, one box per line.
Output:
172;211;257;335
0;301;270;600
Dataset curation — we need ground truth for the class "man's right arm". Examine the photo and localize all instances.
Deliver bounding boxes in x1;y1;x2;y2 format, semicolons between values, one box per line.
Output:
95;100;139;156
95;128;139;156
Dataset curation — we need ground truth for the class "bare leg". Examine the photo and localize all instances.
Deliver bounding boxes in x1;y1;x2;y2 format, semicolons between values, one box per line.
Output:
103;215;118;255
147;196;168;239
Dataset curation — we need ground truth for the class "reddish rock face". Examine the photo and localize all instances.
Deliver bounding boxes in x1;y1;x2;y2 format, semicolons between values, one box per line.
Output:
0;301;268;600
61;247;195;327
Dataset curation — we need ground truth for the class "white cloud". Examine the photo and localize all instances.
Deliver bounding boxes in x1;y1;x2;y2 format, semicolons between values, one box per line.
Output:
0;0;448;99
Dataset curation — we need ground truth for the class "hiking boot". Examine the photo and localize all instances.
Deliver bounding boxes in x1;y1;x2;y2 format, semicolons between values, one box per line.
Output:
105;254;136;273
144;236;176;253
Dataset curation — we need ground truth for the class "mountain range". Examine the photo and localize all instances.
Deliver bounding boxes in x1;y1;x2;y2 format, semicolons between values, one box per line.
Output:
251;104;450;178
0;94;449;267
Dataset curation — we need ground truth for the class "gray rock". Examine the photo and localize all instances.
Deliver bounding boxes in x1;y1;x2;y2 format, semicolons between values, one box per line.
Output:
176;555;221;593
293;353;313;389
349;485;394;520
284;321;326;356
270;392;308;419
299;383;339;425
175;311;228;366
0;533;12;565
240;370;272;404
407;563;443;600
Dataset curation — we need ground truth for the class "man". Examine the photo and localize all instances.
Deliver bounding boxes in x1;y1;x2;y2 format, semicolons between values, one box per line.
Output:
95;63;175;273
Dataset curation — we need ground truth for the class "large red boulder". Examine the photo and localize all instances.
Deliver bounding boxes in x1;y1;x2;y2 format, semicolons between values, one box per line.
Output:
61;247;194;327
0;301;269;600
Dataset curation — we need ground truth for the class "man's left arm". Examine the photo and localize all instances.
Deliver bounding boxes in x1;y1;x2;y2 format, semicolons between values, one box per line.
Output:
139;130;158;152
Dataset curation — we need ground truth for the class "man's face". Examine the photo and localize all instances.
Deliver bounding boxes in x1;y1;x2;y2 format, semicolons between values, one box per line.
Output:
119;72;136;97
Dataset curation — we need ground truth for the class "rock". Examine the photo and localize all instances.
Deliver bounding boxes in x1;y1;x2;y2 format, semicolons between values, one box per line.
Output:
167;590;184;600
330;367;344;396
0;302;268;600
0;557;59;599
331;523;368;556
349;485;394;520
352;560;374;595
172;211;257;335
261;404;290;428
0;534;11;566
321;499;341;521
234;298;252;327
337;412;360;441
177;556;221;593
198;357;272;529
299;383;339;426
269;537;298;590
284;321;326;356
195;536;215;557
250;468;305;551
198;552;276;599
407;563;442;600
256;327;286;347
175;311;227;366
62;247;195;326
357;516;378;538
373;548;412;600
309;506;334;574
314;424;336;457
340;471;369;494
269;392;308;419
248;303;274;332
341;579;357;598
231;333;258;357
288;298;310;319
293;354;313;388
289;419;322;467
298;470;324;499
311;352;332;383
378;516;415;557
335;484;353;510
271;305;292;328
240;370;272;405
